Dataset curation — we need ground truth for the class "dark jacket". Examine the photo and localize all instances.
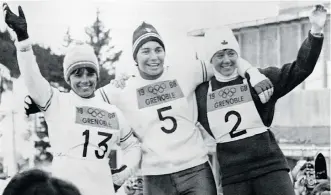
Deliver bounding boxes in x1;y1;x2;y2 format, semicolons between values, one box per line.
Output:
195;31;324;185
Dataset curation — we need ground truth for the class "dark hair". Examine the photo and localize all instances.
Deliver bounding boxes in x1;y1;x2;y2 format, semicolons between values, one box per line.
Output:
311;181;330;195
71;67;96;76
2;169;81;195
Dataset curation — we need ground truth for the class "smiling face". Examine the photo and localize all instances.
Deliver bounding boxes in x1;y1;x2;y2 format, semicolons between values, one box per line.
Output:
136;41;165;79
211;49;238;76
68;67;97;98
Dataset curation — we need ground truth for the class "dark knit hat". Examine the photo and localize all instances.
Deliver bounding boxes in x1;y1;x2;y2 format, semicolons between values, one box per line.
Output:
132;22;165;60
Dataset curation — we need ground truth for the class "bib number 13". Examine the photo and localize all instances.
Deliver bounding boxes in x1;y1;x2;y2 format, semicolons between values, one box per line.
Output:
82;130;113;159
157;106;177;134
225;111;247;138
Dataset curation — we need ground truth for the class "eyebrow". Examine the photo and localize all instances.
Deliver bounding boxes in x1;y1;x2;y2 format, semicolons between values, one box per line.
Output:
140;48;150;52
141;46;163;50
215;51;225;55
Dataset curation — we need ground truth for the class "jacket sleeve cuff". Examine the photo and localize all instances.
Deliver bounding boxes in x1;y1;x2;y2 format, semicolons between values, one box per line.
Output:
308;30;324;39
15;38;32;52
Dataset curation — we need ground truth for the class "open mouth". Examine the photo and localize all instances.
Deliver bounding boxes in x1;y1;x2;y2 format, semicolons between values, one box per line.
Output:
80;86;90;90
78;84;93;90
221;63;232;68
147;63;160;67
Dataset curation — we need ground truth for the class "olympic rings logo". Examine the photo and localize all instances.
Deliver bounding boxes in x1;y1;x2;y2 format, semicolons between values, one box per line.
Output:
148;83;167;95
87;108;105;118
218;87;236;98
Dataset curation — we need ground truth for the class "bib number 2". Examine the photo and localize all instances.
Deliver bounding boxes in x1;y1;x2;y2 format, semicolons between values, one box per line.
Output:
157;106;177;134
225;111;247;138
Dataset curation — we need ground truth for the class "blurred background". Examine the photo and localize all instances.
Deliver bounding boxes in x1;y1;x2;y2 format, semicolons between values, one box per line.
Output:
0;0;329;194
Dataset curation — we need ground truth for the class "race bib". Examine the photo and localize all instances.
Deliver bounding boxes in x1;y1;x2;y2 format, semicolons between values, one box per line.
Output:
136;80;185;109
75;106;119;130
207;84;252;112
207;82;266;143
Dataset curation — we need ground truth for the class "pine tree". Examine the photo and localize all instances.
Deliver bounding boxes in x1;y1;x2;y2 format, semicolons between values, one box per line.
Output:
84;9;122;88
63;27;74;48
0;30;20;78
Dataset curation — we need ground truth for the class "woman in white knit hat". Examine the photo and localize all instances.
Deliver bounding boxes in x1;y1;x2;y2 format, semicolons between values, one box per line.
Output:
3;3;141;195
96;21;274;195
195;4;326;195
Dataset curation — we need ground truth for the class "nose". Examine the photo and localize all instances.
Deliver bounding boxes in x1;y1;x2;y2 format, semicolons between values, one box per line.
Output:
81;73;88;80
80;74;90;84
149;51;158;61
223;54;231;63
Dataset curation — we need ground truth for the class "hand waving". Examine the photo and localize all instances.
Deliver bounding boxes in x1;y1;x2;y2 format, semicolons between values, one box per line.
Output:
2;3;28;41
309;4;327;33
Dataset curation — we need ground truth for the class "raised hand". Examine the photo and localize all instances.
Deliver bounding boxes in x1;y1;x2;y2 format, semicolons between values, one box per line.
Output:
237;58;274;104
310;4;327;33
2;3;28;41
252;76;274;104
110;73;132;89
24;95;42;117
111;165;128;192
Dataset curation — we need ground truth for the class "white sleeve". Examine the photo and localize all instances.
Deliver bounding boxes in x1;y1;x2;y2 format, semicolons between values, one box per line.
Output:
97;87;112;104
189;60;213;88
236;58;254;78
118;111;142;170
15;39;53;110
100;83;123;105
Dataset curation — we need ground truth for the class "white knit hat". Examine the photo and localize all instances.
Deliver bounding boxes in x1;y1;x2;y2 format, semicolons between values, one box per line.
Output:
204;26;240;63
63;43;100;84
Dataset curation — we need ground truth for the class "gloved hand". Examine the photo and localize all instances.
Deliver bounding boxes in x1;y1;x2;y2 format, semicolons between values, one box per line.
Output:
111;165;132;192
24;95;41;116
110;73;131;89
236;58;274;104
246;68;274;104
3;3;29;41
309;4;327;34
124;176;143;195
196;122;216;154
294;174;308;195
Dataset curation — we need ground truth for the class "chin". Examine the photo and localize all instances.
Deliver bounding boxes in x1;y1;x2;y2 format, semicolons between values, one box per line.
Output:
75;90;94;98
81;93;94;98
221;70;235;77
150;69;163;75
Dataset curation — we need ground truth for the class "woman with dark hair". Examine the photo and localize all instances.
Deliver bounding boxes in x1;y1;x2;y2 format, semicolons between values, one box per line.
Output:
2;169;82;195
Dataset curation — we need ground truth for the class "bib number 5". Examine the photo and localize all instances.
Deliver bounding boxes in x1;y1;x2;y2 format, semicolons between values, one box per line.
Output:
157;106;177;134
225;111;247;138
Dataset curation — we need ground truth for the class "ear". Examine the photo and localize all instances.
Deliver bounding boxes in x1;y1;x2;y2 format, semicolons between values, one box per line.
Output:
67;78;71;86
210;56;215;64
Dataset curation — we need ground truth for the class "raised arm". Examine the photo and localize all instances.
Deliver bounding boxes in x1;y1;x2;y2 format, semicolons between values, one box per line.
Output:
3;4;52;110
255;4;326;101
